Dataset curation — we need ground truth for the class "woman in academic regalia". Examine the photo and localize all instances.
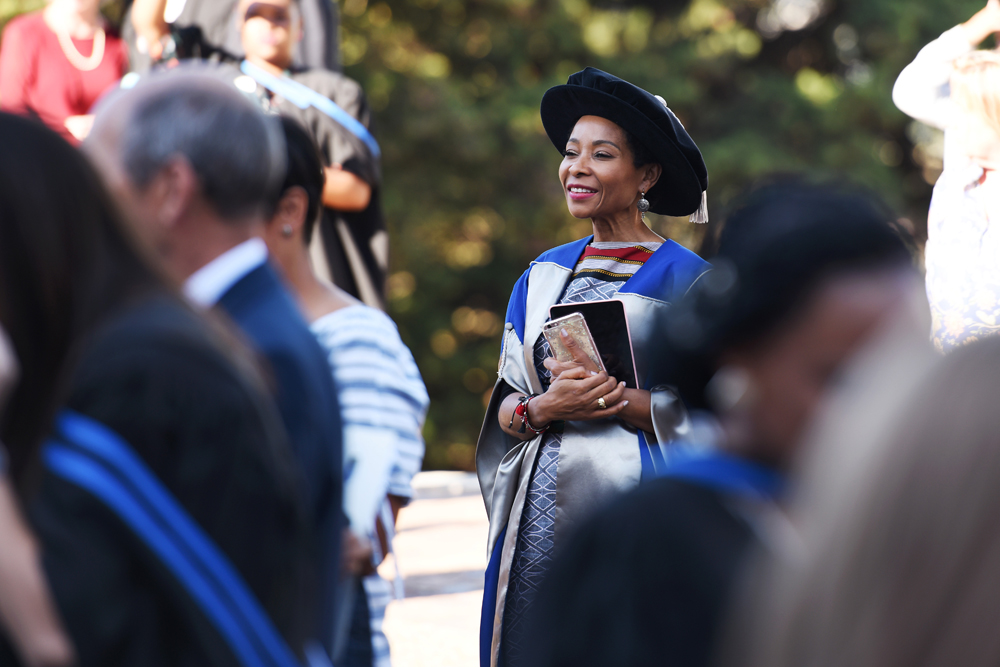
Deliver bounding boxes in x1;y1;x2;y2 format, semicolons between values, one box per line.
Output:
475;67;712;667
517;182;920;667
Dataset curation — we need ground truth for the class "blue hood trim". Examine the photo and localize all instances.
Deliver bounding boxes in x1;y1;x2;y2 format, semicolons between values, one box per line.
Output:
657;449;786;501
618;239;711;302
502;237;711;343
504;269;531;344
533;236;593;270
503;237;591;342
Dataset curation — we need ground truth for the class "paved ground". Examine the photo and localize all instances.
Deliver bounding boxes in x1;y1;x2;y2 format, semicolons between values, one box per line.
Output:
378;471;489;667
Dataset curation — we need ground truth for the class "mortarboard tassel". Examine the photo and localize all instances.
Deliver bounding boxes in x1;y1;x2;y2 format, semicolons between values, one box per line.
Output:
689;190;709;224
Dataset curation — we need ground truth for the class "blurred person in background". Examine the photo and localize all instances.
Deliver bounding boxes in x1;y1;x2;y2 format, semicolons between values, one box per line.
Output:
84;70;344;659
0;325;74;667
264;116;429;667
728;333;1000;667
235;0;388;308
514;182;917;667
893;0;1000;352
0;0;128;143
126;0;338;73
0;112;317;665
476;67;711;667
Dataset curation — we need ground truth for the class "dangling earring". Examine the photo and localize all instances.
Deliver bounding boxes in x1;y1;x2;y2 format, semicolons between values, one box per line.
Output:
281;223;293;238
637;192;650;220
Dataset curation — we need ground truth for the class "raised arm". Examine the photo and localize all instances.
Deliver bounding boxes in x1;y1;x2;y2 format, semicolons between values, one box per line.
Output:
130;0;170;60
893;1;1000;129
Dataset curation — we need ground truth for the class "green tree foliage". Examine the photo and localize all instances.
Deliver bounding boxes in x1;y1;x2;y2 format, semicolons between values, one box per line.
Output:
0;0;42;30
338;0;982;470
1;0;983;470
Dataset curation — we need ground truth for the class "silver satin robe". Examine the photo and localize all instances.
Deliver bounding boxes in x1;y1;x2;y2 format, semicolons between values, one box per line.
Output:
475;236;711;667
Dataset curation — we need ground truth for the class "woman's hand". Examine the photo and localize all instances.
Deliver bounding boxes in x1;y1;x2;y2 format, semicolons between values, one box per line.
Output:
530;365;628;424
341;528;375;577
530;326;626;423
540;330;656;432
552;326;602;373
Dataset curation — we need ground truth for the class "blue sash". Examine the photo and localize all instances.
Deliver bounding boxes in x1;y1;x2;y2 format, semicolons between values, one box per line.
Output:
43;410;323;667
657;449;785;501
241;60;382;160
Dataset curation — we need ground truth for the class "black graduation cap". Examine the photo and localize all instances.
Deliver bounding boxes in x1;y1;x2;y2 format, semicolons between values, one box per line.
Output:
540;67;709;221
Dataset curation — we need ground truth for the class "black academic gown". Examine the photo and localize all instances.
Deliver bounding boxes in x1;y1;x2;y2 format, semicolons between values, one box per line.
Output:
276;69;386;308
120;0;340;74
22;294;316;667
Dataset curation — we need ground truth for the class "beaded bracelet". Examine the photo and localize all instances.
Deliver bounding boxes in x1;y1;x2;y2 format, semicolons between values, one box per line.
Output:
511;394;548;436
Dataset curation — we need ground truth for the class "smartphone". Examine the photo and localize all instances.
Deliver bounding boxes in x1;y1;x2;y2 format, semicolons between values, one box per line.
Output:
549;300;638;388
541;312;606;372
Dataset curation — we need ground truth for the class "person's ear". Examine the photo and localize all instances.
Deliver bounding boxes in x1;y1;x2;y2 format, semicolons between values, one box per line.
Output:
276;186;309;236
640;162;662;194
150;156;199;231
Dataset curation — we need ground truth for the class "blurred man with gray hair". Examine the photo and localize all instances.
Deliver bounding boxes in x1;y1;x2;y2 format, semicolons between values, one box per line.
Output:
86;68;345;659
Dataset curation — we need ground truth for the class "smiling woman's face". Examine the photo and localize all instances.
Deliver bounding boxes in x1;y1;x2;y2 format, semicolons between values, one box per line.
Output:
558;115;657;220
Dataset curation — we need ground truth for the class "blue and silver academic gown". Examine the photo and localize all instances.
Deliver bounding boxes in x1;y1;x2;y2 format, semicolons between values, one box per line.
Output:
475;236;711;667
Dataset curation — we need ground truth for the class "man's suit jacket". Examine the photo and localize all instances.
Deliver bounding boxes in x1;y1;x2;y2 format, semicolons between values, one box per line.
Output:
29;293;315;667
217;261;344;651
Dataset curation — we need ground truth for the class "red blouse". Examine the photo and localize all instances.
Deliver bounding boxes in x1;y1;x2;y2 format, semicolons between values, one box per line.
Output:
0;12;128;142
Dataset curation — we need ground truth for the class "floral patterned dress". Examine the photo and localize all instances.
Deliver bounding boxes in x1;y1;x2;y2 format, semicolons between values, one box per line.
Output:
925;162;1000;352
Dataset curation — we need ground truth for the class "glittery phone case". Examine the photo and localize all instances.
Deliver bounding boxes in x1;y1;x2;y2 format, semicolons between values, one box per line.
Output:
541;312;606;372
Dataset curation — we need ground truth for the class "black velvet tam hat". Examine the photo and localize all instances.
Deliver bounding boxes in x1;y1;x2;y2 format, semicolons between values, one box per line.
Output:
540;67;709;221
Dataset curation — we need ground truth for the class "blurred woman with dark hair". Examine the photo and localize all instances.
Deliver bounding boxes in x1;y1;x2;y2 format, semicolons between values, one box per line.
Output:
730;333;1000;667
0;112;316;666
518;182;918;667
0;327;72;667
263;115;429;667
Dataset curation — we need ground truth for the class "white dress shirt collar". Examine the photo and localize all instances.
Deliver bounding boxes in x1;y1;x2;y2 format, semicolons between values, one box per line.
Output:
183;237;268;308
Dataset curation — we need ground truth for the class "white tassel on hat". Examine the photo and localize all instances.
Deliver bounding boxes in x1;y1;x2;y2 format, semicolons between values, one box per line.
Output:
689;190;709;224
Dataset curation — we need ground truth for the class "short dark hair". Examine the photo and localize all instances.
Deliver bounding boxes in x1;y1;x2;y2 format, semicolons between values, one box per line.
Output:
0;113;160;480
121;79;286;221
278;115;325;244
658;181;913;410
624;128;656;168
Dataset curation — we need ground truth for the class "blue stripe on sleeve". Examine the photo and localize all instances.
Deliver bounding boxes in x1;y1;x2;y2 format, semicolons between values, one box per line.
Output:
44;444;278;667
55;412;303;667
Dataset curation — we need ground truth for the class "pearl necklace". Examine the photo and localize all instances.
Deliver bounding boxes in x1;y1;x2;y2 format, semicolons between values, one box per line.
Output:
55;25;105;72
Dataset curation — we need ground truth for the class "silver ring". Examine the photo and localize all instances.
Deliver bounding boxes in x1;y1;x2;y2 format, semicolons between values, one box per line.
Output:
597;397;607;410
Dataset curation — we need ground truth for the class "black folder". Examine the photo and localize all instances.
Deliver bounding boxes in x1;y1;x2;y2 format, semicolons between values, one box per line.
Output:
549;299;639;388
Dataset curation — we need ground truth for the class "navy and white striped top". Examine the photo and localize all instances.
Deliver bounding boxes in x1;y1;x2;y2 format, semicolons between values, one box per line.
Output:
311;305;429;500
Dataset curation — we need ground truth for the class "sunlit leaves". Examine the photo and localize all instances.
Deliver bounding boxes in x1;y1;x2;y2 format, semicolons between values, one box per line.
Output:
795;67;843;105
333;0;986;470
